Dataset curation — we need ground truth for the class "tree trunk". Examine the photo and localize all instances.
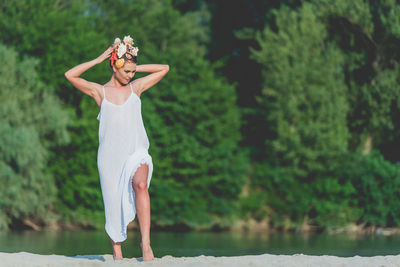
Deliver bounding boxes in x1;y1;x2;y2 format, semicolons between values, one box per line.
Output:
362;132;374;155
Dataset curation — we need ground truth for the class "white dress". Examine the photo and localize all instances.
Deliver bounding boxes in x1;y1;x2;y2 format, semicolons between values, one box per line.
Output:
97;82;153;243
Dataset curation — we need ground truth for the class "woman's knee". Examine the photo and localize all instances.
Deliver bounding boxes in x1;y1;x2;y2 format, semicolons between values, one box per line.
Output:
132;180;147;191
132;163;149;191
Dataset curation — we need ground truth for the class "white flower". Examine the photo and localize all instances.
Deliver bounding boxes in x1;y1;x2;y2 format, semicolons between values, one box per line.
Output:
113;37;121;46
130;46;139;56
113;38;122;49
123;35;133;45
117;44;127;58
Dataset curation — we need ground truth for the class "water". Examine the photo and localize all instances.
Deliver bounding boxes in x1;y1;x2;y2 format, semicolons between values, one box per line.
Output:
1;230;400;258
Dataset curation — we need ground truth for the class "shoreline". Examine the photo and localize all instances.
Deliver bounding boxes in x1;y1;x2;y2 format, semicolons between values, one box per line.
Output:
1;251;400;266
14;217;400;236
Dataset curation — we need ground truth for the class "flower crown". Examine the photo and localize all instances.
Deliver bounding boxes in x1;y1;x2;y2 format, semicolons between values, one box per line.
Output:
109;35;139;68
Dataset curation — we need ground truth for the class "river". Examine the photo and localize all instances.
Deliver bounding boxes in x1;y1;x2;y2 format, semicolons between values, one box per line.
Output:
1;230;399;258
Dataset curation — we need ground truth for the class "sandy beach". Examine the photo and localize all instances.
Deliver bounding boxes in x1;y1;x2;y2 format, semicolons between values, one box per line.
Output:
1;252;400;267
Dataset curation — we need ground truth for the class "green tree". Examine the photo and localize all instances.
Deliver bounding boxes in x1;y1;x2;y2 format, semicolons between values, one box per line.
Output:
0;43;69;230
245;0;400;229
311;0;400;159
249;3;350;227
0;0;108;227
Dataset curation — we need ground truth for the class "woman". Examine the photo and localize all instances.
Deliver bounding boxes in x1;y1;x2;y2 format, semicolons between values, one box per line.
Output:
65;36;169;261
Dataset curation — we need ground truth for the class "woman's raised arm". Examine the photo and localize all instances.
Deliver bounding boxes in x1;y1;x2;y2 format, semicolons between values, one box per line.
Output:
134;64;170;96
64;47;113;101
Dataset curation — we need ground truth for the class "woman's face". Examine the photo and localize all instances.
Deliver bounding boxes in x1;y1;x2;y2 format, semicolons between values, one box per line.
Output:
113;61;137;85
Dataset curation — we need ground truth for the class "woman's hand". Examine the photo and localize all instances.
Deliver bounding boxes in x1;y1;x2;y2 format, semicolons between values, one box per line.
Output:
96;46;114;63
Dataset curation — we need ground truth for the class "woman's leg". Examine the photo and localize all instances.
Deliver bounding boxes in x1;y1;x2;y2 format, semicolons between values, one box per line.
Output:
132;163;154;261
110;239;123;260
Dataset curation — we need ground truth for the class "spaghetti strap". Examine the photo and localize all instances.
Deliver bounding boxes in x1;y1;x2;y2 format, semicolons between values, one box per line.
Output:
102;85;106;100
130;82;141;97
129;82;133;94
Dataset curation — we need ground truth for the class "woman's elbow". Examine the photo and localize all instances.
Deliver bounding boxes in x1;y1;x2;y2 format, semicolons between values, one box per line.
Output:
64;71;71;80
64;71;77;83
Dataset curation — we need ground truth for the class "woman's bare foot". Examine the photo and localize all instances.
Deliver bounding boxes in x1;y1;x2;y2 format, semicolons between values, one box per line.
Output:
140;242;154;261
113;255;123;261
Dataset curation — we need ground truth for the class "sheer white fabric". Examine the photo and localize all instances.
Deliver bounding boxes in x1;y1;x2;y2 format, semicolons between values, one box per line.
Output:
97;82;153;243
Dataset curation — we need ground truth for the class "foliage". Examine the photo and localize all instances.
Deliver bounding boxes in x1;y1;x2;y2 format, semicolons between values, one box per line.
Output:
248;3;349;226
338;151;400;227
243;0;400;228
0;43;69;230
0;0;107;226
311;0;400;156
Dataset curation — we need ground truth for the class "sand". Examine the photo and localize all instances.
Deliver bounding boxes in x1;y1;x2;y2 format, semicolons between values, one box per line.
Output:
1;252;400;267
